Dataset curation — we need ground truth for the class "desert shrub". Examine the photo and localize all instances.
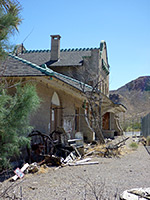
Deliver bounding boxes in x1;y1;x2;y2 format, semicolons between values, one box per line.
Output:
78;176;119;200
146;136;150;146
129;142;138;150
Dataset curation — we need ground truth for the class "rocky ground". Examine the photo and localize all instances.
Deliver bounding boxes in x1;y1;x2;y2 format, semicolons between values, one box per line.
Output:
0;137;150;200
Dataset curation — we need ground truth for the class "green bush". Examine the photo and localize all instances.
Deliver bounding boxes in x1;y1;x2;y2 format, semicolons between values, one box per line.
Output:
129;142;138;150
0;83;40;171
146;136;150;146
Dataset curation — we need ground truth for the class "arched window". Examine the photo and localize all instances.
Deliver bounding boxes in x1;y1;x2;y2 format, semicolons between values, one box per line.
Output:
50;92;62;132
51;92;60;106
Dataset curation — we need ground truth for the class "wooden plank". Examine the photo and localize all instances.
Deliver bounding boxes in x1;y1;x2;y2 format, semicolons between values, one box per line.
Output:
68;139;82;142
68;161;99;166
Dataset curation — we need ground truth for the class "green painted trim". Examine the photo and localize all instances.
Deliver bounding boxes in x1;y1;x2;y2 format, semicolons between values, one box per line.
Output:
102;59;110;75
100;43;103;51
53;71;93;89
9;54;54;76
24;47;99;54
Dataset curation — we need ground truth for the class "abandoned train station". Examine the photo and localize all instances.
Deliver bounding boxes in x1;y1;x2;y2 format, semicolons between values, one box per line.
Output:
0;35;126;142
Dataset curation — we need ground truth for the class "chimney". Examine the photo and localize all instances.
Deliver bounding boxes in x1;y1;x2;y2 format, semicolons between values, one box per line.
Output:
50;35;61;61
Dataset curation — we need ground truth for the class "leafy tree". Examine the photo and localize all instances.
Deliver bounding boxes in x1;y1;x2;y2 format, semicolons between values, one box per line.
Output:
0;1;40;171
0;1;41;171
0;83;40;171
0;0;21;58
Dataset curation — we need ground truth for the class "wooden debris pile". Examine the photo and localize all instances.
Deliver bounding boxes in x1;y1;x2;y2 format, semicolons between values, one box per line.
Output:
55;152;99;170
6;131;134;182
84;136;130;158
7;128;99;181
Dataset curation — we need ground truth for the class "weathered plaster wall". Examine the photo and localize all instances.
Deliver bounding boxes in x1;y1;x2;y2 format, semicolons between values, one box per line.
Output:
30;81;53;134
61;91;81;138
80;108;95;142
30;78;89;140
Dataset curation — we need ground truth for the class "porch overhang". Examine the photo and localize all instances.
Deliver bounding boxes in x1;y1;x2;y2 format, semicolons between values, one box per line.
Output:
98;93;127;115
103;103;126;114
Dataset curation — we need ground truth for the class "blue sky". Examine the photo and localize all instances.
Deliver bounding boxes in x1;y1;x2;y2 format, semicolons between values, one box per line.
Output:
11;0;150;90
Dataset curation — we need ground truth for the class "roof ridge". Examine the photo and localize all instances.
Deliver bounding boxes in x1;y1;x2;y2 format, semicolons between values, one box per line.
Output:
24;49;50;53
23;47;100;53
60;47;99;52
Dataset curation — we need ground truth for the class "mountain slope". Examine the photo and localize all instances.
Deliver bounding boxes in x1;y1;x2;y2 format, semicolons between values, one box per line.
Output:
110;76;150;121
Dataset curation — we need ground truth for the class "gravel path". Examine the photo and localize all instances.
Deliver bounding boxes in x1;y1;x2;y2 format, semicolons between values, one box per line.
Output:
1;143;150;200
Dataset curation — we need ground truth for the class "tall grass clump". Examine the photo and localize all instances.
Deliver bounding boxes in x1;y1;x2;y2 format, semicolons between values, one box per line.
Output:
129;142;138;150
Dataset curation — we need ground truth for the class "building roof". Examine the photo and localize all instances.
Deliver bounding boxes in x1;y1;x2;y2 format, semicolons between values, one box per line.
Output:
18;48;96;67
0;53;125;113
0;54;92;92
54;71;92;92
0;55;45;77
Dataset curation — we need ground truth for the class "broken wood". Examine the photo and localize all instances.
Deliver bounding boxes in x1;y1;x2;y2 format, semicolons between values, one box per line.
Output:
68;161;99;166
113;137;129;148
72;146;81;158
55;156;98;169
40;155;62;166
64;157;98;166
128;190;150;200
64;152;76;163
84;150;95;157
28;163;39;173
103;137;130;157
75;158;92;163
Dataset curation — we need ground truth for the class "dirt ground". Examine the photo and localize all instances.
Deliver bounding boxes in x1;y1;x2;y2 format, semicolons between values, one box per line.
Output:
0;137;150;200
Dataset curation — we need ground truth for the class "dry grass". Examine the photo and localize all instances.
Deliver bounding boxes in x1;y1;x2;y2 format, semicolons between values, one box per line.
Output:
85;143;122;158
37;164;48;174
85;137;138;158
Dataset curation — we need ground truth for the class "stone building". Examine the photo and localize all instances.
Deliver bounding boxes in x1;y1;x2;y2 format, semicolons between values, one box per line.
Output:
0;35;126;141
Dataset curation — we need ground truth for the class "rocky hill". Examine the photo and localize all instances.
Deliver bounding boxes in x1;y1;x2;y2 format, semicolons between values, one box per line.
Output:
110;76;150;121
